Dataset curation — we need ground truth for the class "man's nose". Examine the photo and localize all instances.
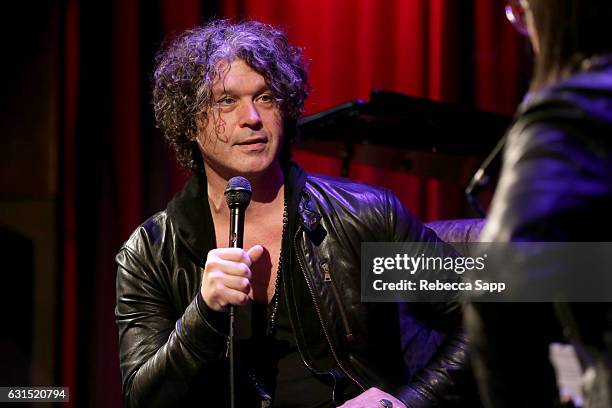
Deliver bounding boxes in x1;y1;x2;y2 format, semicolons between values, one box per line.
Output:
240;101;263;129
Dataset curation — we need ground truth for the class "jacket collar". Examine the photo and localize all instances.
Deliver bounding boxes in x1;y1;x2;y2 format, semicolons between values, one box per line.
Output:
166;171;216;266
166;162;313;266
285;162;323;234
298;193;321;232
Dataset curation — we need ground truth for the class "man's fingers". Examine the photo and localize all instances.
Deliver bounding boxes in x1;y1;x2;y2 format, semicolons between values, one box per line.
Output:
212;287;250;308
201;246;261;311
209;273;251;294
206;258;251;278
247;245;265;264
210;247;251;265
337;388;406;408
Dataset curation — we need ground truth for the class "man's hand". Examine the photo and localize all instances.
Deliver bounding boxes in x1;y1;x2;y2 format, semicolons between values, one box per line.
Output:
201;245;264;311
338;387;407;408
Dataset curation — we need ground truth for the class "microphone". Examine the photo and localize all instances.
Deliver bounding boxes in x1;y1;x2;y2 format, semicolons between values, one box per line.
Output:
465;134;507;216
224;176;252;249
223;176;252;408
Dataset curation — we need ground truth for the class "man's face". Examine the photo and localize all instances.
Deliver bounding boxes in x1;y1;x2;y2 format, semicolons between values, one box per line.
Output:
196;59;284;180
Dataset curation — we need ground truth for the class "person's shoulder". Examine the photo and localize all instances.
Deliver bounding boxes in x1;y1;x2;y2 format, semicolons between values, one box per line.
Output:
519;68;612;127
302;173;399;217
115;211;173;275
121;211;172;255
305;172;390;197
509;71;612;156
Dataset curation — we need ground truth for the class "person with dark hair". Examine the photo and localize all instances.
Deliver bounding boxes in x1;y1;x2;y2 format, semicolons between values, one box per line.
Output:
115;20;470;407
467;1;612;407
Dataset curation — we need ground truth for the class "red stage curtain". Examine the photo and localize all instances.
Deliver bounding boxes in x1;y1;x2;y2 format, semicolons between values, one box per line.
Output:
58;1;527;406
60;0;79;405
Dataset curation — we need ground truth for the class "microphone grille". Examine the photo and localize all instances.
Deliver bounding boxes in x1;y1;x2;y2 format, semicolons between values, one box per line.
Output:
224;176;252;208
226;176;252;192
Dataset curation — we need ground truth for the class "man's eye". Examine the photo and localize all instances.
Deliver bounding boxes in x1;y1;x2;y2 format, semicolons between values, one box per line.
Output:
217;97;235;105
257;94;274;103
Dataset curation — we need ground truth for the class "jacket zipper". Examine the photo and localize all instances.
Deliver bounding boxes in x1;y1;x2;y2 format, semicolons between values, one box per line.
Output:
281;234;326;378
293;229;366;391
321;261;354;342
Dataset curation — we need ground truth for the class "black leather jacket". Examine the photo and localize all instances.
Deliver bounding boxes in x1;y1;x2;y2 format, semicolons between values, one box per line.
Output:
469;66;612;407
116;163;469;407
482;66;612;243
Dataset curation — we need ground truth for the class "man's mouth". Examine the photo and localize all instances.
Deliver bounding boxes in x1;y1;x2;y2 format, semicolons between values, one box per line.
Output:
236;136;268;146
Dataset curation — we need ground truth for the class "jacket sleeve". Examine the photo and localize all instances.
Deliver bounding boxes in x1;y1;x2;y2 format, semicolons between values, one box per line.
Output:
115;229;228;407
395;327;471;408
382;190;472;407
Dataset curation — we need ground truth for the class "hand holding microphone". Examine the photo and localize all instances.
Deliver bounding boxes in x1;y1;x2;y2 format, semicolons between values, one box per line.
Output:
200;176;262;312
203;176;257;408
201;245;264;311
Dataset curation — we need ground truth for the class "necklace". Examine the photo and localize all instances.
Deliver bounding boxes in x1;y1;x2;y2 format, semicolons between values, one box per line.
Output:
266;199;288;336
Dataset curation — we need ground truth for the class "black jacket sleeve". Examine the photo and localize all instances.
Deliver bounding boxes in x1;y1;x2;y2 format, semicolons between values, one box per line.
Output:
383;190;471;407
115;226;228;407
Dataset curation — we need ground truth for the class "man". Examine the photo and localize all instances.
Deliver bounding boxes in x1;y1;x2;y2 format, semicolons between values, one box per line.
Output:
116;19;469;407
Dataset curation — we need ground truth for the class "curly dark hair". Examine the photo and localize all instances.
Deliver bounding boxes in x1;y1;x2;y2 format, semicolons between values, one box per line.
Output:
153;19;310;172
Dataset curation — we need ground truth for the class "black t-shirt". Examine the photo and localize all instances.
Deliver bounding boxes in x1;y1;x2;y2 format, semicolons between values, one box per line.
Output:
235;291;337;407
